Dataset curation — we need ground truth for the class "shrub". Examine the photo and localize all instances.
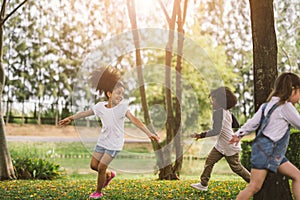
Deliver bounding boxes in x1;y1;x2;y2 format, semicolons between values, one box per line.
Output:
241;131;300;170
12;157;64;180
240;141;252;171
10;148;65;180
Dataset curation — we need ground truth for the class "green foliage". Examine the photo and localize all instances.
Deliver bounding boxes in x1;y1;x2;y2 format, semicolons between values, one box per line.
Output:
10;148;65;180
12;157;64;180
241;131;300;171
0;178;247;199
286;131;300;169
240;140;252;171
8;142;88;157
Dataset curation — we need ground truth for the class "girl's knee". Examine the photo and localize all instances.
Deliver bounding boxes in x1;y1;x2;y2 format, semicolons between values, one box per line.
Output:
97;164;108;173
292;170;300;181
248;183;262;194
90;163;97;171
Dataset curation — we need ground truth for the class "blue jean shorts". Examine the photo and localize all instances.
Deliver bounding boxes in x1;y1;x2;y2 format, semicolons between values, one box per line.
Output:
94;145;120;158
251;135;289;173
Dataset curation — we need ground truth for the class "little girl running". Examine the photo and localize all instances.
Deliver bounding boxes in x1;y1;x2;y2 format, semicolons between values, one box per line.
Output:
190;87;250;191
229;72;300;200
59;67;159;199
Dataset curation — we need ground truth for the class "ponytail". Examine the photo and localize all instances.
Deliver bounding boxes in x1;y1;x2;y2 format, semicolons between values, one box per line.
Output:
267;72;300;104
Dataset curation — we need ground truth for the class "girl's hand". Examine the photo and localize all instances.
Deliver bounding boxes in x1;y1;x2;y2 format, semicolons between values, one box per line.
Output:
229;135;240;146
58;117;72;127
149;133;160;142
191;132;206;140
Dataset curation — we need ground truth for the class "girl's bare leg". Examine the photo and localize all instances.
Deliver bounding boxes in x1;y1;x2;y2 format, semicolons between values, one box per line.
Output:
96;153;114;193
236;169;268;200
278;161;300;200
90;152;111;182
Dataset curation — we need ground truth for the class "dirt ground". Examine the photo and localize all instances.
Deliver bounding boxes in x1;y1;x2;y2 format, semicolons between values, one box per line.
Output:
5;123;159;142
5;123;78;137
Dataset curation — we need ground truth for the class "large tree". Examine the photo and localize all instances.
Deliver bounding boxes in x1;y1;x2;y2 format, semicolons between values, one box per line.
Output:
126;0;165;178
250;0;293;199
126;0;188;180
0;0;28;180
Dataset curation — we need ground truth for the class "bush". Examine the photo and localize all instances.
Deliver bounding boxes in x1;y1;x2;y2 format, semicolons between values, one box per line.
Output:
241;131;300;171
10;148;65;180
286;131;300;168
12;157;64;180
240;141;252;171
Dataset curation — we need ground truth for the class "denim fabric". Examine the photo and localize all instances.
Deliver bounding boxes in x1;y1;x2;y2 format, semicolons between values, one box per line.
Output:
95;145;120;158
251;103;290;172
251;132;290;172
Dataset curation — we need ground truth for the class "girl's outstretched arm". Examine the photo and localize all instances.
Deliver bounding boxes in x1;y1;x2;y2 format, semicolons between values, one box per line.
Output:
125;110;160;142
58;109;94;127
228;135;241;146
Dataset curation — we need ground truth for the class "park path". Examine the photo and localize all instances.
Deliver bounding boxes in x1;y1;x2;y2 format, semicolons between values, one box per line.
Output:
6;135;152;143
7;135;84;142
5;124;153;143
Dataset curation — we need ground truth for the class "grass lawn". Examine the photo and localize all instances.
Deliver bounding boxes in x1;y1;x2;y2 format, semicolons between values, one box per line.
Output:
0;175;247;199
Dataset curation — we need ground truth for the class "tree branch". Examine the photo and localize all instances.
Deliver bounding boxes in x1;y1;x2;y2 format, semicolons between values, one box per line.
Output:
0;0;7;21
157;0;171;23
182;0;188;25
1;0;28;26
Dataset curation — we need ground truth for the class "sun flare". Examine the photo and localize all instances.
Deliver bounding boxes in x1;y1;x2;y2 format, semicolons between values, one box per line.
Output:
135;0;157;15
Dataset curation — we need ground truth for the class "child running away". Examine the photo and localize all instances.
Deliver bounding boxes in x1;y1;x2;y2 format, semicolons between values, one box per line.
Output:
190;87;250;191
59;66;159;199
229;72;300;200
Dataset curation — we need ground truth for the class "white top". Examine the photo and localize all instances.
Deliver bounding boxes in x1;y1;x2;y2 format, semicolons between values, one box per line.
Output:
235;96;300;142
92;100;129;150
206;108;241;156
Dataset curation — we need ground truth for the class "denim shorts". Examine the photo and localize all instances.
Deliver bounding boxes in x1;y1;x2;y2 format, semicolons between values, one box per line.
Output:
251;134;289;173
94;145;120;158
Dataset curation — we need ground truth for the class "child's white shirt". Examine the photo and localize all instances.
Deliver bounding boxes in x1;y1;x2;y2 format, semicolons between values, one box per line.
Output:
92;100;129;150
235;96;300;142
206;109;241;156
215;109;241;156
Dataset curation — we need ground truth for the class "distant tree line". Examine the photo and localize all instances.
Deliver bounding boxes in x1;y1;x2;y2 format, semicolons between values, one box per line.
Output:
1;1;298;127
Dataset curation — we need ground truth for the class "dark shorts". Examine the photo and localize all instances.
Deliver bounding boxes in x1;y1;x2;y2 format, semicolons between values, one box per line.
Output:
251;135;289;173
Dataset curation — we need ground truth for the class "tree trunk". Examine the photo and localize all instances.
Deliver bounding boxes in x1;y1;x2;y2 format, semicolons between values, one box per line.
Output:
0;2;16;179
173;0;187;177
250;0;277;109
38;102;41;125
5;100;9;124
254;173;293;200
250;0;292;199
126;0;165;177
0;117;15;180
0;0;28;180
160;0;179;180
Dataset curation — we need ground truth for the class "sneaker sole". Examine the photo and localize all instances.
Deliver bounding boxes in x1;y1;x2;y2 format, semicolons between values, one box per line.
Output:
190;184;208;191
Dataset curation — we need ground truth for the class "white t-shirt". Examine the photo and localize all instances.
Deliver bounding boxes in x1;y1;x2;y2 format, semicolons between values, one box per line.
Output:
206;108;241;156
92;100;129;150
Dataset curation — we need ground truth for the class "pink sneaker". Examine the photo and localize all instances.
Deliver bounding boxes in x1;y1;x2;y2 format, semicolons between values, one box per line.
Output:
89;192;103;199
103;171;116;188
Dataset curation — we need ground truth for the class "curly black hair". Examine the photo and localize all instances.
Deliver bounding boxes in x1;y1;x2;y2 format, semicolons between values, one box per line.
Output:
88;66;124;98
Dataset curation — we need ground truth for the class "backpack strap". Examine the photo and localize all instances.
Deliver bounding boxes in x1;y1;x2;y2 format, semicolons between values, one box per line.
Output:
256;103;279;138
